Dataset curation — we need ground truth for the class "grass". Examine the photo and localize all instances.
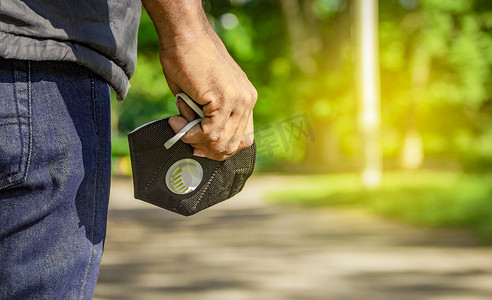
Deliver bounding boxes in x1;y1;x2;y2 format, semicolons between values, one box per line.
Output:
268;171;492;240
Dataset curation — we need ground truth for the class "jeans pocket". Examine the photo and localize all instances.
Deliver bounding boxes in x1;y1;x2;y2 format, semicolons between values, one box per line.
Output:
0;60;32;190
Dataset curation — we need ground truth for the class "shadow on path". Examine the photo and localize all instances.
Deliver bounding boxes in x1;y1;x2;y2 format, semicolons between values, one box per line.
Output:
94;176;492;300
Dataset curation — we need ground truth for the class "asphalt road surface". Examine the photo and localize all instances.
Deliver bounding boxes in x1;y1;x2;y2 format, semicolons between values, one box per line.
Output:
94;175;492;300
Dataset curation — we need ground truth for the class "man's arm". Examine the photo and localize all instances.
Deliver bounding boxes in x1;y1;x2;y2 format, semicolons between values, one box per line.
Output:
141;0;257;161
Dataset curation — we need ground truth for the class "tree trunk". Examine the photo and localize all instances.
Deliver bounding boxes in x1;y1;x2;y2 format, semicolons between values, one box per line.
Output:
400;47;428;169
278;0;317;75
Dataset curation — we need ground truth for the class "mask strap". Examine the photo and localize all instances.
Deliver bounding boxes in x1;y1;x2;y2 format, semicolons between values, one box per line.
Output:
176;93;205;118
164;93;204;149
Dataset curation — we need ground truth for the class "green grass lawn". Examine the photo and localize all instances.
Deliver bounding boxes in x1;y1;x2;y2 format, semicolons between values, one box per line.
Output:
268;171;492;240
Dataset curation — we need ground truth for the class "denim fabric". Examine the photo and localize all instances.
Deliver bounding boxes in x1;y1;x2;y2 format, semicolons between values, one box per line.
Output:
0;58;111;299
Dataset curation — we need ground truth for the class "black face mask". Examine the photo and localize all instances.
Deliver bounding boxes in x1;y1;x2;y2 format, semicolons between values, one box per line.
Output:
127;93;256;216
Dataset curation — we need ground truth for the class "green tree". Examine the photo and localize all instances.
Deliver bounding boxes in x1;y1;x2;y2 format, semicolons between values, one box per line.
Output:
113;0;492;173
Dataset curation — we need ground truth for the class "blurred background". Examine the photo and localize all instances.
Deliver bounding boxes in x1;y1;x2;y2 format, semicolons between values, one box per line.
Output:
97;0;492;299
111;0;492;238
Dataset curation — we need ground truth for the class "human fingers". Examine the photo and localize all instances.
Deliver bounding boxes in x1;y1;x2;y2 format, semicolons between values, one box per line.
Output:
190;112;254;161
167;116;230;161
192;84;256;150
192;116;254;161
215;109;252;157
230;110;255;152
176;96;198;122
168;115;192;134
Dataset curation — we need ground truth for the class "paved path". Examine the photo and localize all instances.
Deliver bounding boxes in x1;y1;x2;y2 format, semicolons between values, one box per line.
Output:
94;176;492;300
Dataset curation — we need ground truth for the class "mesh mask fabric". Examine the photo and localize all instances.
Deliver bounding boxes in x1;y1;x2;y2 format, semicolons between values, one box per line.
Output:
128;118;256;216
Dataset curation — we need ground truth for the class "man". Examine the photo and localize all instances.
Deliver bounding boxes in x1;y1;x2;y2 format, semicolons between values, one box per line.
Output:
0;0;256;298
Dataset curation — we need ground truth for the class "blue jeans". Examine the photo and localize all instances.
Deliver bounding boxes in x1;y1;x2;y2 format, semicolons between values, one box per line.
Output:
0;58;111;299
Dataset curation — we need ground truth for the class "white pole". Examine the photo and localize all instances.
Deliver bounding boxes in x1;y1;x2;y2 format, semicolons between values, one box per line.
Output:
355;0;382;188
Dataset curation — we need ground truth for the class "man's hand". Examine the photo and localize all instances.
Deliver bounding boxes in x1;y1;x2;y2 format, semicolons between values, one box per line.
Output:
142;0;257;161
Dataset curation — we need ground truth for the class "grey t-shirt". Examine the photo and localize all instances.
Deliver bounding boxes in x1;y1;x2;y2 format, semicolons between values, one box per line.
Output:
0;0;141;100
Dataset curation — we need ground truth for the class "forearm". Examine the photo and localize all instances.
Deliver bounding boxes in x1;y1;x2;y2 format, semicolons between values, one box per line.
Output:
141;0;210;45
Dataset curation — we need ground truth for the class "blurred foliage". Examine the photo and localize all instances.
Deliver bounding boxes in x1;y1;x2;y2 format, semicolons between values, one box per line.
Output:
112;0;492;173
268;171;492;241
379;0;492;172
